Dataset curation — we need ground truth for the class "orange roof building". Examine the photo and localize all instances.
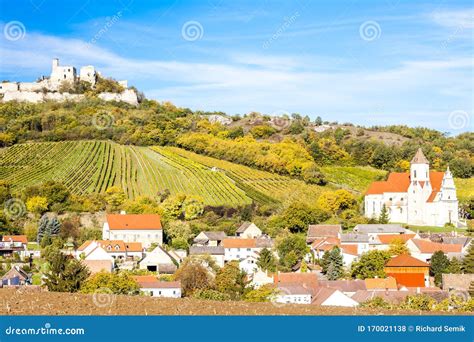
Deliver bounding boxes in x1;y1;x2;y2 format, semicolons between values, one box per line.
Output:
384;254;429;287
103;214;163;248
364;148;459;228
1;235;28;244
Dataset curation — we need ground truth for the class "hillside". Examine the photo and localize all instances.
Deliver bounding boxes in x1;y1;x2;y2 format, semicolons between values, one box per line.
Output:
0;141;396;207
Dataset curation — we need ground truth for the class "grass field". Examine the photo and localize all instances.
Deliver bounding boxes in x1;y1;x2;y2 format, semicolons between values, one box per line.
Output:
320;166;387;193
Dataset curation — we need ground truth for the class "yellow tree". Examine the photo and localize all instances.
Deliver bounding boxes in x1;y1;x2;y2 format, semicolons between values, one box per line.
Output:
388;238;409;256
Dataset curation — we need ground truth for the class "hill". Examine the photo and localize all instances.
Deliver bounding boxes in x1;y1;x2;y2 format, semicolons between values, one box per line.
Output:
0;141;394;207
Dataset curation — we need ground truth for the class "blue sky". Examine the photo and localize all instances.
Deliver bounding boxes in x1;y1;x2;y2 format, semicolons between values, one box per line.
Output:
0;0;472;133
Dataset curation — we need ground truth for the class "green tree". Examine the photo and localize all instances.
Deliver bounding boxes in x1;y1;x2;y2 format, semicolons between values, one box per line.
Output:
278;202;330;233
257;248;277;272
322;246;344;280
37;214;48;243
105;186;126;211
276;233;308;269
351;250;391;279
215;261;247;299
430;251;450;287
448;257;463;274
43;248;90;292
463;243;474;273
379;204;389;224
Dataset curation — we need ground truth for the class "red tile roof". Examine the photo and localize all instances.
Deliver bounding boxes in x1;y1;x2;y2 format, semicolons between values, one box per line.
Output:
307;225;341;239
387;273;425;287
385;254;429;268
2;235;28;244
365;277;398;290
365;171;444;196
377;234;416;244
273;272;319;289
341;244;358;256
411;239;463;253
78;240;143;253
137;281;181;289
222;238;256;248
106;214;162;230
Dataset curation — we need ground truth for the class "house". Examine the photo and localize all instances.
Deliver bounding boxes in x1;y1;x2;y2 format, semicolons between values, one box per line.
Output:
384;254;430;287
239;253;260;275
133;276;181;298
139;245;177;273
340;233;370;254
318;279;366;297
77;240;143;260
1;266;30;286
307;224;341;243
364;148;459;227
193;231;227;246
0;235;28;257
236;222;262;238
274;284;313;304
102;213;163;247
310;237;358;266
364;277;398;291
375;234;417;250
189;246;225;267
80;245;115;273
441;274;474;292
353;224;409;237
407;239;464;262
312;287;359;307
250;270;275;288
223;237;273;262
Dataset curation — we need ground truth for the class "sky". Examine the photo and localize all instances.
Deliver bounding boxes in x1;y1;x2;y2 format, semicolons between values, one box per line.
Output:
0;0;472;133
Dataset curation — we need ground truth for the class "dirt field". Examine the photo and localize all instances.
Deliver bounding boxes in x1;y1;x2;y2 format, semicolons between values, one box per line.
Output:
0;288;463;316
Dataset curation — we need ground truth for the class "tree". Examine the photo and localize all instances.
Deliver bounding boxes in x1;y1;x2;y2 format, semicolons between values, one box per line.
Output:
215;261;247;299
26;196;49;215
105;186;126;210
257;248;277;272
379;204;389;224
469;281;474;298
463;243;474;273
173;258;213;296
315;116;323;126
43;248;89;292
165;220;193;248
447;257;463;274
37;214;49;243
37;215;61;245
276;233;308;269
300;259;308;273
430;251;450;286
47;216;61;236
322;247;344;280
351;250;391;279
81;272;139;294
244;285;276;302
277;202;330;233
388;238;409;256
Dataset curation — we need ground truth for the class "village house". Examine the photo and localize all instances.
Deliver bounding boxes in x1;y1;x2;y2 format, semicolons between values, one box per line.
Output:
236;222;262;238
222;237;273;262
364;148;460;227
406;239;464;262
374;233;418;251
311;287;359;307
1;265;30;286
364;277;398;291
238;253;260;275
273;272;319;305
0;235;28;257
353;224;410;237
384;254;430;287
193;231;227;246
102;213;163;248
310;237;358;267
77;240;143;260
318;279;367;297
189;246;225;267
81;246;115;274
306;224;342;243
139;245;178;274
250;270;275;288
133;276;182;298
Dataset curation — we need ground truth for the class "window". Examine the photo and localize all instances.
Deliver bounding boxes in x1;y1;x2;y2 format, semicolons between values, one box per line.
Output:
400;208;403;213
414;170;417;178
247;248;251;251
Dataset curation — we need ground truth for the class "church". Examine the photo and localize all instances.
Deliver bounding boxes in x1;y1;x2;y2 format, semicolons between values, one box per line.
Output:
364;148;459;227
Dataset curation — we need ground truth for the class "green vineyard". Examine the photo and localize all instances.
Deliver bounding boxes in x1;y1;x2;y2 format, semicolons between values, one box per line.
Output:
0;141;252;207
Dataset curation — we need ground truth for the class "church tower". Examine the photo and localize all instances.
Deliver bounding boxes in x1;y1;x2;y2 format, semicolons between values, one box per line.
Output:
410;148;430;182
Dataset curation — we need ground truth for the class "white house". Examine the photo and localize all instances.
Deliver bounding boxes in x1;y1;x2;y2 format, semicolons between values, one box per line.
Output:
80;245;115;274
139;245;177;273
223;237;273;262
365;148;459;227
239;253;260;275
77;240;143;260
312;287;359;307
250;270;275;288
193;231;227;246
236;222;262;238
189;246;225;267
133;276;181;298
102;213;163;248
274;284;313;304
406;238;463;263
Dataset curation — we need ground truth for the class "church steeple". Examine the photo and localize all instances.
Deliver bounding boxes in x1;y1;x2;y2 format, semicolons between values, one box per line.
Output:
411;148;429;164
410;148;430;182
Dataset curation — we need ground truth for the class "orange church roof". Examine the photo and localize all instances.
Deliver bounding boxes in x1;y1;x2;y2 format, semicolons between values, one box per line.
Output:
365;171;445;197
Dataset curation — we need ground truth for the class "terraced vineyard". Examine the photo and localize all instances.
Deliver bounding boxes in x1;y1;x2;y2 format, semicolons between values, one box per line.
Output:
158;146;333;205
0;141;251;207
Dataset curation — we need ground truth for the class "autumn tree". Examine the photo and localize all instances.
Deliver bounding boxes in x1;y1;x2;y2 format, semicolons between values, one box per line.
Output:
388;238;409;256
215;261;247;299
81;272;140;295
105;186;126;211
26;196;49;215
173;258;213;296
